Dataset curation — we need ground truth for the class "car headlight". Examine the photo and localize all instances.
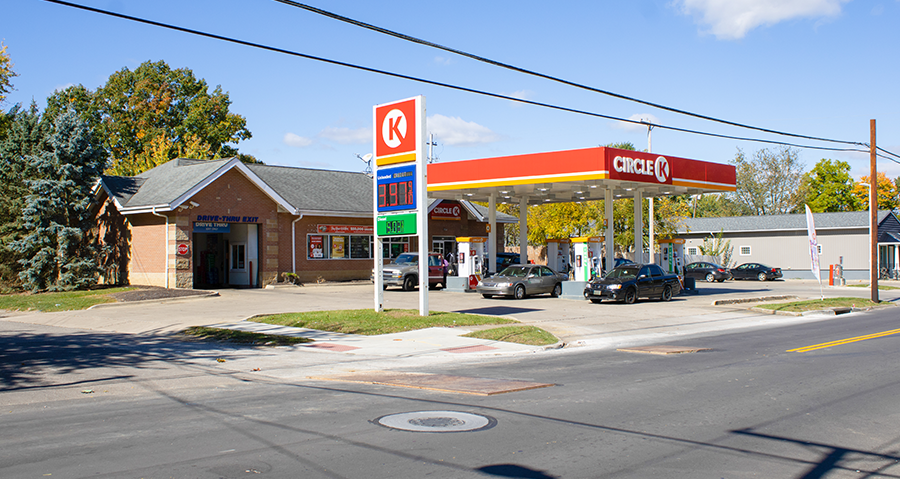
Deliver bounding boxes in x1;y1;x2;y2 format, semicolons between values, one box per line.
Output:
607;284;622;290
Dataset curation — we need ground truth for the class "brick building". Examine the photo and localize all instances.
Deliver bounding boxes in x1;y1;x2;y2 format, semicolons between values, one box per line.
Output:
95;157;513;289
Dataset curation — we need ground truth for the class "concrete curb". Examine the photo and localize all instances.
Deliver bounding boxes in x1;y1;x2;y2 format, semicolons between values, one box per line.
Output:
87;291;220;310
712;295;799;306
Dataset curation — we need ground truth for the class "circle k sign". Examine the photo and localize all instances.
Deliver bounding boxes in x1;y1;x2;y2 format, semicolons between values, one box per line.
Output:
374;97;418;159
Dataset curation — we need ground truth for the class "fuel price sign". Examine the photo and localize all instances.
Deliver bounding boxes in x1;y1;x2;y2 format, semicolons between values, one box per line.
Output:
376;164;416;213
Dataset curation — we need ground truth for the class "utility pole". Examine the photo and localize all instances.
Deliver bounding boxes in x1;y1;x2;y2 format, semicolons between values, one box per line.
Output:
427;133;438;163
646;121;654;263
870;119;878;303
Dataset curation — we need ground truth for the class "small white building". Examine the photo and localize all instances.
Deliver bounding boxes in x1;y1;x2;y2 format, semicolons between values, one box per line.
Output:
677;211;900;280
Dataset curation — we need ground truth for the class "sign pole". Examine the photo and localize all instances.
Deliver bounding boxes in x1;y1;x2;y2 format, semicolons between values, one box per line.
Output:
417;97;429;316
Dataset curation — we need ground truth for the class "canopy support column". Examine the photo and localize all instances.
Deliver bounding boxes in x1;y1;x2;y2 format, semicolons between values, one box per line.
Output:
605;188;614;272
634;189;643;263
488;193;497;274
519;196;528;264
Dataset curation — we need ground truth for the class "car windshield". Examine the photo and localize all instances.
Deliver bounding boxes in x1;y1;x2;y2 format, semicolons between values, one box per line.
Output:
393;253;418;264
498;266;529;278
605;266;639;280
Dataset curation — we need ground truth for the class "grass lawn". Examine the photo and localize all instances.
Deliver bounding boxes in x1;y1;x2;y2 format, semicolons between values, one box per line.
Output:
756;297;881;313
252;309;515;336
181;326;312;346
847;284;900;290
462;325;558;346
0;287;134;312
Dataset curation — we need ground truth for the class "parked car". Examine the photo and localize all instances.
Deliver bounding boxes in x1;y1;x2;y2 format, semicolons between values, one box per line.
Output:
477;264;567;299
684;261;732;282
729;263;783;281
495;252;521;271
583;263;681;304
614;258;635;268
381;252;446;290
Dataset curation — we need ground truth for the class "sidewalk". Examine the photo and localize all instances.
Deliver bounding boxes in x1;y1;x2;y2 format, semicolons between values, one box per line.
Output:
2;280;896;368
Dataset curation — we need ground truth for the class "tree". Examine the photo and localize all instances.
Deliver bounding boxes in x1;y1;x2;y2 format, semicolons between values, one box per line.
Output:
802;159;861;212
852;172;898;211
731;146;806;215
46;60;253;176
698;231;734;268
0;42;16;106
0;103;51;287
10;109;107;291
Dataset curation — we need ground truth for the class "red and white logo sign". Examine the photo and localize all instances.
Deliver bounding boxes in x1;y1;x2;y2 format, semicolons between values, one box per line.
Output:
177;243;189;255
375;98;417;158
316;224;375;235
431;203;461;220
609;152;672;184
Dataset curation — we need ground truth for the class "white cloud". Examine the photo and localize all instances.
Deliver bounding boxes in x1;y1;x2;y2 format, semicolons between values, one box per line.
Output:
317;126;371;145
283;132;313;148
427;114;501;146
612;113;660;132
675;0;848;40
506;89;535;107
53;83;75;93
434;56;452;65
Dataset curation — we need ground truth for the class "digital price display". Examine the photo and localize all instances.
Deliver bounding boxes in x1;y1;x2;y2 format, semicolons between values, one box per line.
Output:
376;164;416;212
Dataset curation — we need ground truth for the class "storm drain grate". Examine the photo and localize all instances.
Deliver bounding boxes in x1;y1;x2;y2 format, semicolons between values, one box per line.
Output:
376;411;496;432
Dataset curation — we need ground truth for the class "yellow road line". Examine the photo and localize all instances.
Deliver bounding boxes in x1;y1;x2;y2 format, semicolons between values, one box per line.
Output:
788;328;900;353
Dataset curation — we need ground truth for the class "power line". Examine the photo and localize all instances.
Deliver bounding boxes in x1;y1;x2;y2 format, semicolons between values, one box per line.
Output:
273;0;869;149
42;0;890;162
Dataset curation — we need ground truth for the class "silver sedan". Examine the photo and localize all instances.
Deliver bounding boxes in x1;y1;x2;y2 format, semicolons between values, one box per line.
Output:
476;264;567;299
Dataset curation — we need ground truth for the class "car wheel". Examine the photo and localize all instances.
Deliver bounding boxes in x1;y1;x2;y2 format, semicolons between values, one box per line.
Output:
705;273;716;283
482;294;493;299
624;287;637;304
661;285;673;302
589;298;603;304
757;272;767;282
383;284;388;290
403;275;417;291
551;283;562;298
514;284;526;300
717;279;725;283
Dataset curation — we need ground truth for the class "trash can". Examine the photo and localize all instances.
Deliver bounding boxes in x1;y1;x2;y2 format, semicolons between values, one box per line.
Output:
683;277;696;291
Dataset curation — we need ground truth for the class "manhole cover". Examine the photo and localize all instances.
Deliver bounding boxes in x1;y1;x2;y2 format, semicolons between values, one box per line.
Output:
376;411;496;432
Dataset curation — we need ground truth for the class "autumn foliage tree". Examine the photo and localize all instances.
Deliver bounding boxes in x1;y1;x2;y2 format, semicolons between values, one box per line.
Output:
46;60;255;176
852;172;898;211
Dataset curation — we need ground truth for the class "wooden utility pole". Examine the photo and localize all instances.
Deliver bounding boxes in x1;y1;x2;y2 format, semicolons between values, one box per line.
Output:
870;119;878;303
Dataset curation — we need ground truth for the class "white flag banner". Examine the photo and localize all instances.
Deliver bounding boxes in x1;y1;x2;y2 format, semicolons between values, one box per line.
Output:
805;204;820;282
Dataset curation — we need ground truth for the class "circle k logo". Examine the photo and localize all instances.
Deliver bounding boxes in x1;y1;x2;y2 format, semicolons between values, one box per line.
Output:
382;109;407;149
612;155;671;183
654;156;669;183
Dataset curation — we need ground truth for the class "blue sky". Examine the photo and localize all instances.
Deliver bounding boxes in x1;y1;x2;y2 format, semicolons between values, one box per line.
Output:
4;0;899;179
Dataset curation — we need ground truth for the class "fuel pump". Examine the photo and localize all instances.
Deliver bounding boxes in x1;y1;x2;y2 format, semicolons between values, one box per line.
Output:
546;239;571;274
658;238;685;275
571;236;603;281
456;237;487;290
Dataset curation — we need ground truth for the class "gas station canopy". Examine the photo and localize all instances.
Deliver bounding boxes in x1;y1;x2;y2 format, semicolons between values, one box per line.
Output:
427;146;736;204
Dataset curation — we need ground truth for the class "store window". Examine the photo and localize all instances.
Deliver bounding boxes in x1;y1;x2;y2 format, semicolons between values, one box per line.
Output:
383;237;409;260
739;245;751;256
231;243;246;270
308;234;374;259
817;244;823;255
687;246;698;256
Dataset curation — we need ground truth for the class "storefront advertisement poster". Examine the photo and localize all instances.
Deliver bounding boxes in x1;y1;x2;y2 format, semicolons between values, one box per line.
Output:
332;236;345;259
309;235;324;259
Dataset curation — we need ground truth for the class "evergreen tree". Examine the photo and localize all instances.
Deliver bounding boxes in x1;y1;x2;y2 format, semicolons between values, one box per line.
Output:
10;109;106;291
0;103;50;287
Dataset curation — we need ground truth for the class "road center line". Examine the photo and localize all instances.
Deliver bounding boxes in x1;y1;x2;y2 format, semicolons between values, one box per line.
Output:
788;328;900;353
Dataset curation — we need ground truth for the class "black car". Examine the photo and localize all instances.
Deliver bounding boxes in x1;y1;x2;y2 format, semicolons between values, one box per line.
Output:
583;263;681;304
684;261;732;282
729;263;783;281
495;252;521;270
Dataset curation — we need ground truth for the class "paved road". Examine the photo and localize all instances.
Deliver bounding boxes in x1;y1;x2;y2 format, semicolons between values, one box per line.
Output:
4;300;900;478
